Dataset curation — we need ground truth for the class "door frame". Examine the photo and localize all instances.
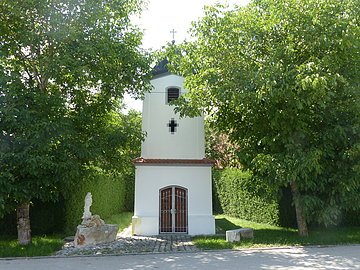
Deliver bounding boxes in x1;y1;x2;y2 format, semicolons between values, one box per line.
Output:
159;185;188;234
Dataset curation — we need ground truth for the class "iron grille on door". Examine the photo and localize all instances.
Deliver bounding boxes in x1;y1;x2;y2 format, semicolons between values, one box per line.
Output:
159;186;188;233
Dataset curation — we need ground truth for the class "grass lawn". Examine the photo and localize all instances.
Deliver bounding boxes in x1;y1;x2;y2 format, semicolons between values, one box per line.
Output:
0;235;64;257
193;215;360;250
0;211;134;257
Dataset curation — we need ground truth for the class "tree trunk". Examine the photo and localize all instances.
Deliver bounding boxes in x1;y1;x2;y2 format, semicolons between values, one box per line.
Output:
290;181;309;237
17;203;32;245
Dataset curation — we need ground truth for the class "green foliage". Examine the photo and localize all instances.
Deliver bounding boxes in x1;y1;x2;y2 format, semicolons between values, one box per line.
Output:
0;169;136;236
0;211;16;235
123;169;136;211
0;199;65;236
63;168;128;235
213;168;280;225
105;212;133;233
205;120;242;169
168;0;360;228
30;200;66;235
278;187;297;228
342;210;360;226
0;0;150;220
0;110;141;236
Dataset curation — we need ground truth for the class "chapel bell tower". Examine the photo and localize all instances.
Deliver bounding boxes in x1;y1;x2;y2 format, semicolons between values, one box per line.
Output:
132;60;215;235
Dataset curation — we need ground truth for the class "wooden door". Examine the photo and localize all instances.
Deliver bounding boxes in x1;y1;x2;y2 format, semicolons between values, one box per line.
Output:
159;186;187;233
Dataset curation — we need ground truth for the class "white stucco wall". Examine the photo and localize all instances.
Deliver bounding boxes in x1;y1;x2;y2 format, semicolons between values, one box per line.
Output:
141;74;205;159
133;72;214;236
132;165;215;235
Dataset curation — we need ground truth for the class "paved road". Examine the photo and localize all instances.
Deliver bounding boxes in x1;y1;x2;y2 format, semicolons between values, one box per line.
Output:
1;245;360;270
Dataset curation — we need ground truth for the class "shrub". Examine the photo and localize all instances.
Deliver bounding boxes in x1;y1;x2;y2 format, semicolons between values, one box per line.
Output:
0;199;65;236
0;168;135;236
63;168;128;235
30;199;66;235
213;168;280;226
123;169;135;211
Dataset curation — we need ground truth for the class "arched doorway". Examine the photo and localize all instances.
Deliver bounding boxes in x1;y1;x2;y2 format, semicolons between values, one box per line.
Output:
159;186;188;233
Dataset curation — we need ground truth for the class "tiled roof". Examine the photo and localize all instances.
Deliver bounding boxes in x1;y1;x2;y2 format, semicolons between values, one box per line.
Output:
152;59;169;77
133;158;214;166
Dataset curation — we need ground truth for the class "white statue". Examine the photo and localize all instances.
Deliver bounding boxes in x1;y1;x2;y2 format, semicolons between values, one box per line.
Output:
82;192;92;222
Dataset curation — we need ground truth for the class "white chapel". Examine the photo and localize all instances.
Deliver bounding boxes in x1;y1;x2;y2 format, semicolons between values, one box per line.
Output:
132;60;215;235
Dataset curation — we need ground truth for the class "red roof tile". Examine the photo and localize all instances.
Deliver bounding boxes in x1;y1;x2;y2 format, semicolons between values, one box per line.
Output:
133;158;214;166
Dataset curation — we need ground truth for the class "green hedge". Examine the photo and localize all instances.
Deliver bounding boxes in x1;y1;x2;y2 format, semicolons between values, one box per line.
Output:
0;199;65;236
30;199;66;234
123;169;135;211
341;210;360;226
63;168;130;235
213;168;280;226
0;168;135;236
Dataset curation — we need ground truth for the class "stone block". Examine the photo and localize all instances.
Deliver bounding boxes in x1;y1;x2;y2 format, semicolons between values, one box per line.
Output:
239;228;254;239
226;229;241;243
226;228;254;242
74;224;118;247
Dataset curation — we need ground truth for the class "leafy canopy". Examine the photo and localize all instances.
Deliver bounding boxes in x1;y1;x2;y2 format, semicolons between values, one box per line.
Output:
168;0;360;226
0;0;151;215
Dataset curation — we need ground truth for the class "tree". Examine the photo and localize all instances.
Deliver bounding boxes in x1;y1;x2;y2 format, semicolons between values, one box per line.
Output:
0;0;151;244
168;0;360;236
205;120;242;169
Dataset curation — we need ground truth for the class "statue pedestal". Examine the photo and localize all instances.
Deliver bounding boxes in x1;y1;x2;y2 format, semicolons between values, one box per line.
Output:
74;224;118;247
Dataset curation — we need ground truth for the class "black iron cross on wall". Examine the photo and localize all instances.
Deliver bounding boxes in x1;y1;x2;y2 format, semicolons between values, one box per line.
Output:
167;118;178;134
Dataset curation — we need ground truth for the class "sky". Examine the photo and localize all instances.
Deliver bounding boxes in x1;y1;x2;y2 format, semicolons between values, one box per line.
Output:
124;0;250;112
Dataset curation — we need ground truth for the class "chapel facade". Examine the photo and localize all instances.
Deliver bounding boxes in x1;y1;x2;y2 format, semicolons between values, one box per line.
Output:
132;61;215;235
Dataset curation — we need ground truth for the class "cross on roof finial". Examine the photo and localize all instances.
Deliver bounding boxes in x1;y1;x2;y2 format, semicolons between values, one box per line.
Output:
170;29;177;45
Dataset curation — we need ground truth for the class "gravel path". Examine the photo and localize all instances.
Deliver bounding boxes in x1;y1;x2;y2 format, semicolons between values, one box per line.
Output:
55;234;198;256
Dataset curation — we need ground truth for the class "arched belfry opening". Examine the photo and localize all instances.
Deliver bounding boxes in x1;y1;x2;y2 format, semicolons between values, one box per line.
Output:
166;87;180;103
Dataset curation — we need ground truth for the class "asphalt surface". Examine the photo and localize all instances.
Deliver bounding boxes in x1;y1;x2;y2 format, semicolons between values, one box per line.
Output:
1;245;360;270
